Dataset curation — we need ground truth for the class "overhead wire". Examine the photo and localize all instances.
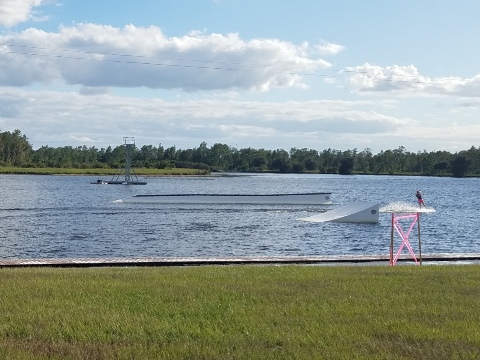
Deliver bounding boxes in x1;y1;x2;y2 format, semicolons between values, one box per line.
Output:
0;42;478;88
0;42;332;77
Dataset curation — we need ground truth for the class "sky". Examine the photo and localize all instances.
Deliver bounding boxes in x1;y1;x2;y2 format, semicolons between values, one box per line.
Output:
1;0;480;153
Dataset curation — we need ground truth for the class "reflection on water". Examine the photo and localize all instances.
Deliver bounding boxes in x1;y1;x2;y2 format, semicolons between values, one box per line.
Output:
0;173;479;259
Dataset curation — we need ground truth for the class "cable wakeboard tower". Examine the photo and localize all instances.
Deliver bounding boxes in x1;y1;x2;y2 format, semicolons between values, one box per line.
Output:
91;137;147;185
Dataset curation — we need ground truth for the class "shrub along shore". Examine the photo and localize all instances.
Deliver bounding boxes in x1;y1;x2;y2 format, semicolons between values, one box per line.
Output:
0;166;209;176
1;265;479;359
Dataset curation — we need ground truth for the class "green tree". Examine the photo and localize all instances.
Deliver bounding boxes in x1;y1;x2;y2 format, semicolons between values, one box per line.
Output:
209;143;231;170
357;148;373;174
339;158;354;175
451;155;470;177
192;142;209;165
319;148;340;173
0;129;32;166
271;149;290;173
251;149;269;171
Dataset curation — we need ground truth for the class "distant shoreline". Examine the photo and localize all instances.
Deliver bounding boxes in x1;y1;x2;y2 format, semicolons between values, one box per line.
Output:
1;166;478;178
0;167;209;176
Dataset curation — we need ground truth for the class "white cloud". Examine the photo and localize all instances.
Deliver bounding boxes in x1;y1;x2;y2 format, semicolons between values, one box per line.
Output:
316;41;345;56
0;24;332;91
344;63;480;98
68;135;95;143
0;0;46;27
0;87;420;151
78;86;109;96
0;18;476;154
0;92;24;117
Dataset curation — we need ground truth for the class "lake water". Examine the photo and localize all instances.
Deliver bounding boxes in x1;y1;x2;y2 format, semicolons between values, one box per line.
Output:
0;173;478;260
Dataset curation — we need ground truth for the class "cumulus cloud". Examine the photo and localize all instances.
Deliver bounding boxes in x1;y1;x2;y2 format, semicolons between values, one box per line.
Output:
1;87;413;149
344;63;480;97
0;92;25;117
0;24;332;91
68;135;96;143
78;86;109;96
0;0;46;27
316;41;345;56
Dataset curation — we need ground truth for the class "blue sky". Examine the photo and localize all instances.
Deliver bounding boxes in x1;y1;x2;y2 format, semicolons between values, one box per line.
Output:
1;0;480;153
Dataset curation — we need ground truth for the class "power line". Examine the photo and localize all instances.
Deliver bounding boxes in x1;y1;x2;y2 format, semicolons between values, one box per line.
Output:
0;42;333;76
0;42;478;88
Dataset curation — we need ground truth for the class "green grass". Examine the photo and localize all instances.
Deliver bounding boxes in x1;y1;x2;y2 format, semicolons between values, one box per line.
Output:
0;265;479;359
0;166;209;176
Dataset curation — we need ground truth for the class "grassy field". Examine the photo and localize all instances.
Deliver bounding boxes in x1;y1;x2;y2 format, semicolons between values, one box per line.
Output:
0;166;209;176
0;265;479;359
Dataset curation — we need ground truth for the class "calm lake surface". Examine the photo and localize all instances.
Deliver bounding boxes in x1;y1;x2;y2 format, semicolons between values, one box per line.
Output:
0;173;478;259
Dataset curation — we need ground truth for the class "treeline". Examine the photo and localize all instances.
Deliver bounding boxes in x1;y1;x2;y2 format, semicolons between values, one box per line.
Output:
1;129;478;177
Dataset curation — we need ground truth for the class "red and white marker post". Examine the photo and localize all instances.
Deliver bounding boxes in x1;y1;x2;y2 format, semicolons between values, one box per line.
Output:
390;212;422;266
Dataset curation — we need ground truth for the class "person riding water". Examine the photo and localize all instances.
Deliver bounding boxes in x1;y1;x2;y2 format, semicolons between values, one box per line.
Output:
416;190;426;208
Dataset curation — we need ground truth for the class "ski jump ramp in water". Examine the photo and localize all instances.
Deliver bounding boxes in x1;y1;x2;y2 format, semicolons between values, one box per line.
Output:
298;201;380;223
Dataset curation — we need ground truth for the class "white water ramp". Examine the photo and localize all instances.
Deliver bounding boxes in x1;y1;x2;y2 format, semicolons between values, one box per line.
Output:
298;201;380;223
120;192;332;205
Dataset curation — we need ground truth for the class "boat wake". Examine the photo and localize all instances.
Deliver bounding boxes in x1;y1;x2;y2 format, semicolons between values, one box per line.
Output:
380;202;435;213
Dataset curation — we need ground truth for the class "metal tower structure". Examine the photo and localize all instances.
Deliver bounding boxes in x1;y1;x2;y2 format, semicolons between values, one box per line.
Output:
91;136;147;185
123;137;135;183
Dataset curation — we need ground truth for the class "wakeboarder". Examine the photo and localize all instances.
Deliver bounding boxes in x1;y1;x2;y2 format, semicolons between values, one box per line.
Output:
415;190;426;208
